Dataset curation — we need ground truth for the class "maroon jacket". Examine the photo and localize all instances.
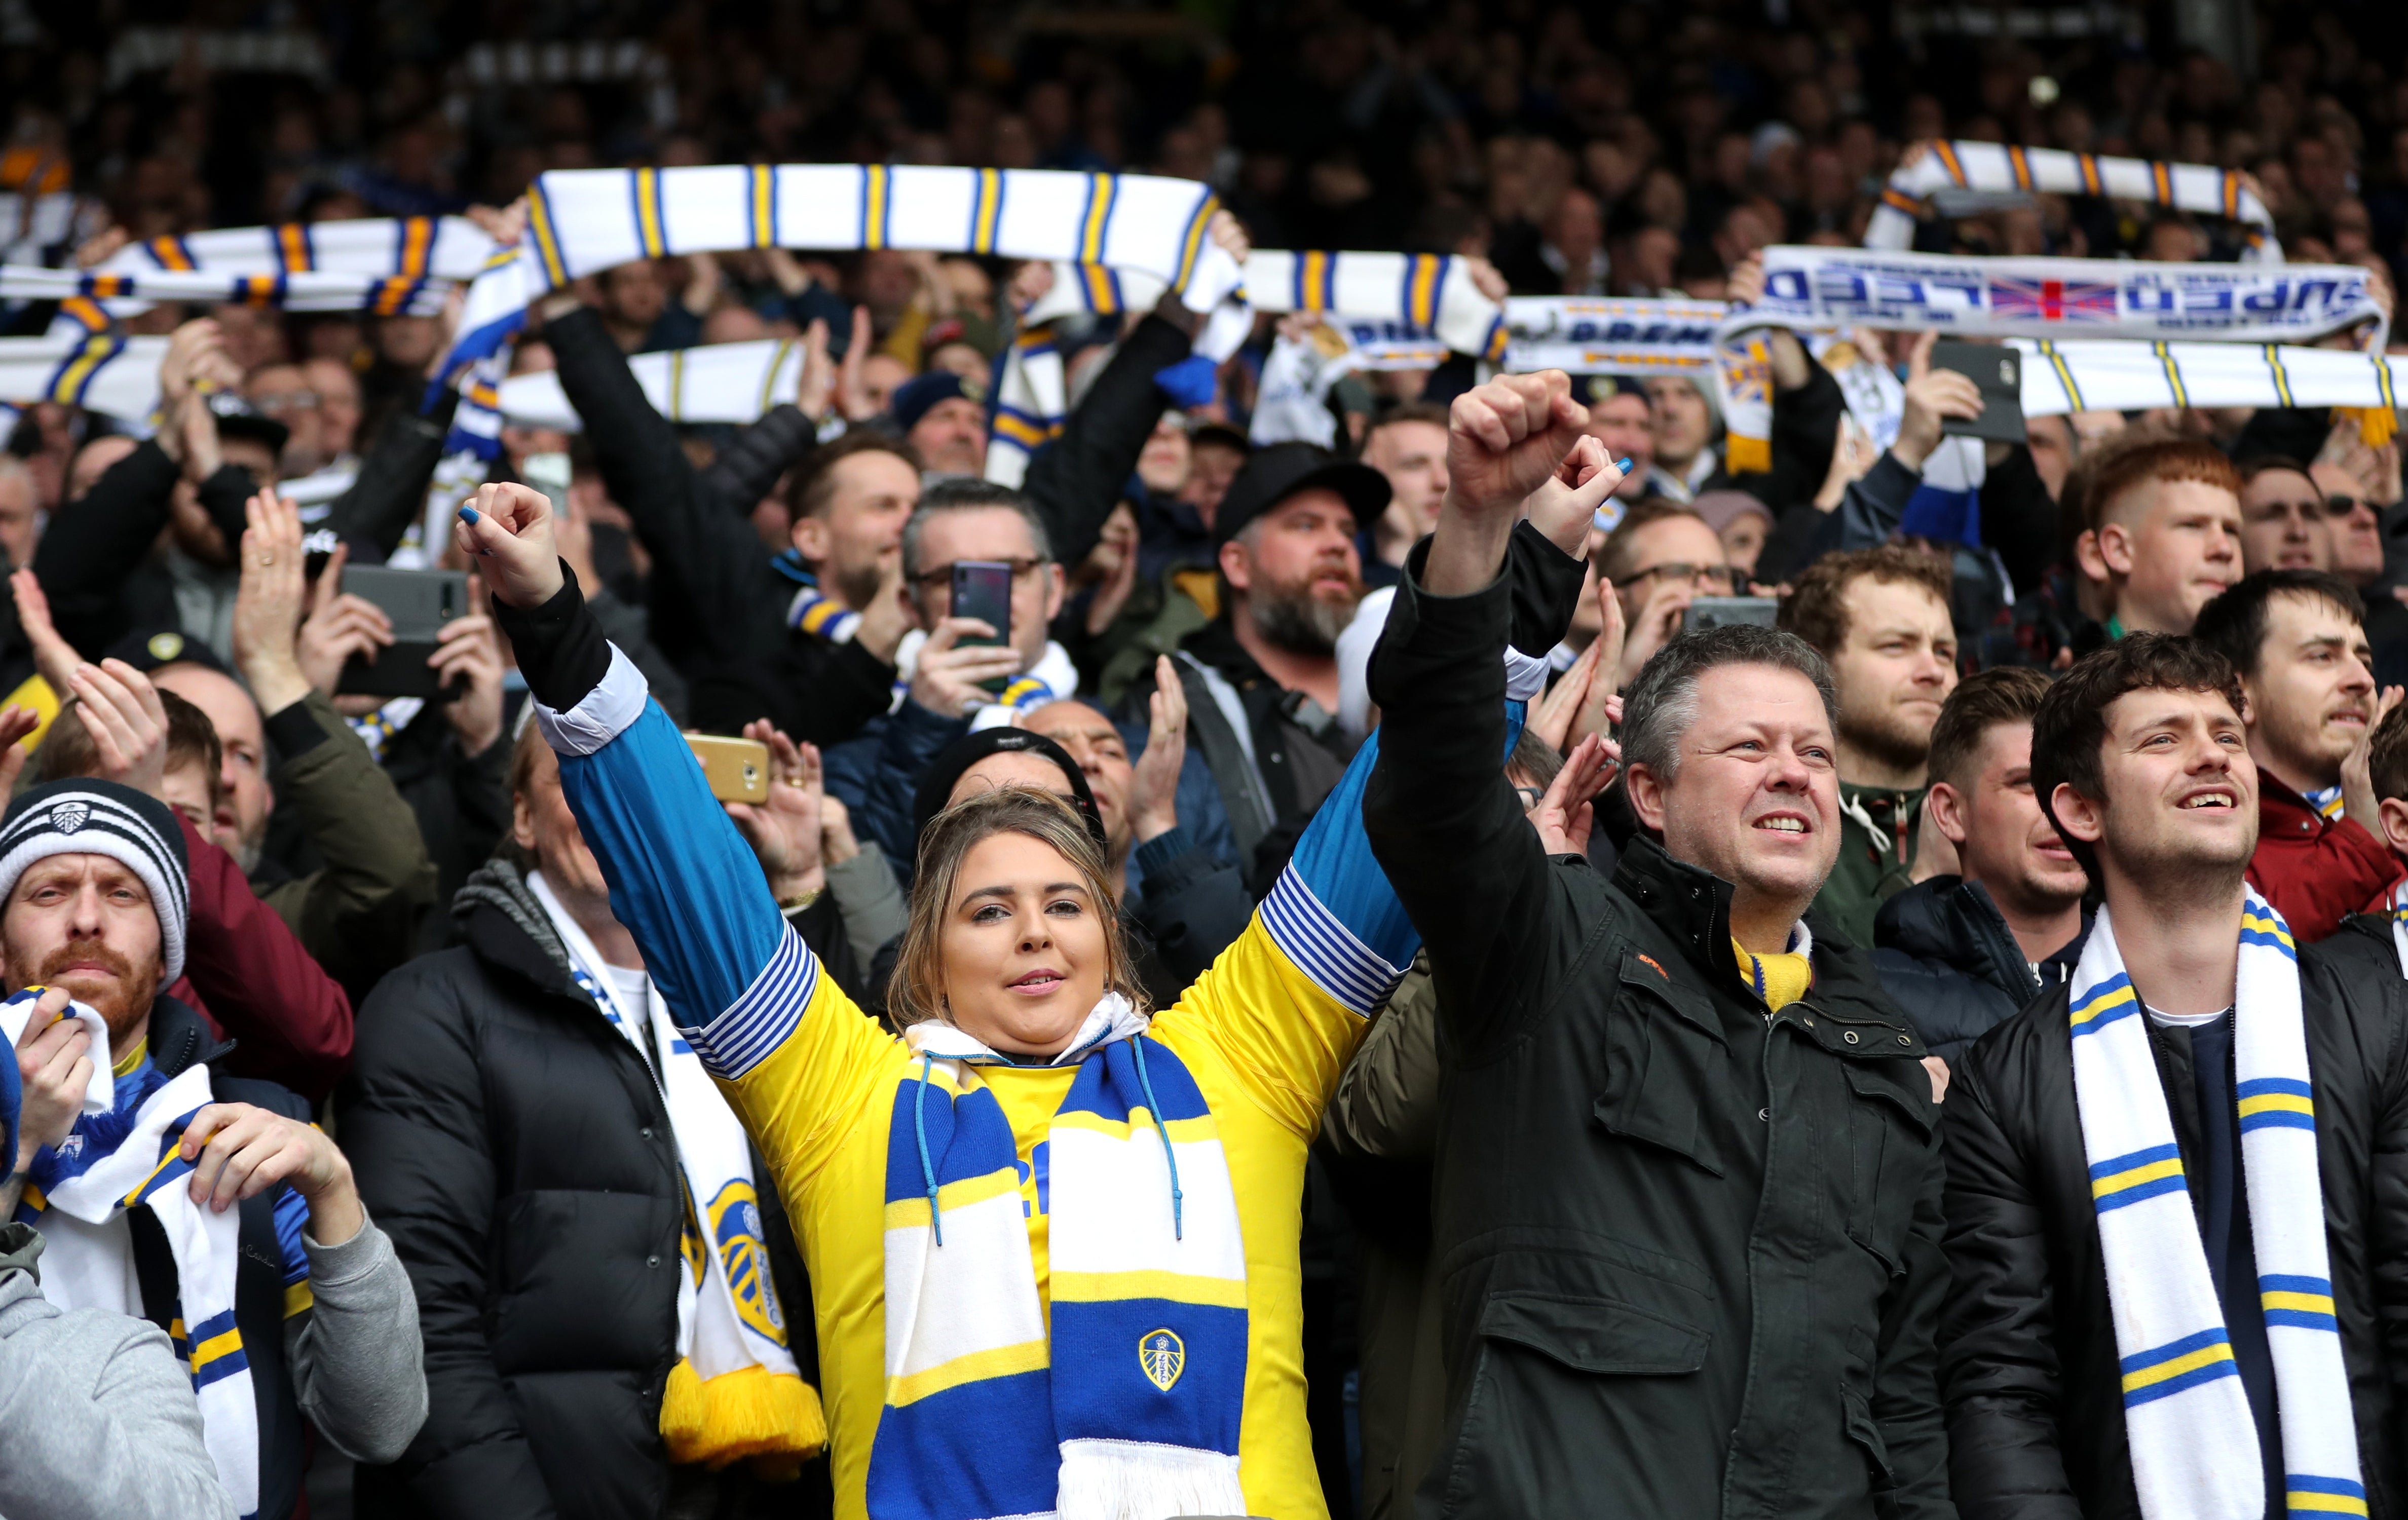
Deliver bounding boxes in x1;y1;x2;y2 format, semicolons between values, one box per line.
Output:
165;814;355;1101
2246;774;2404;944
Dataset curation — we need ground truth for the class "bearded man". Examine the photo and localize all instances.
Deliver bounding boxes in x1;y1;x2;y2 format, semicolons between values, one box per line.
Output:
1131;442;1387;879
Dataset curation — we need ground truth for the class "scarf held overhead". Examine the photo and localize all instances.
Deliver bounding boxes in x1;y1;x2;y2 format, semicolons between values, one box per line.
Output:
1736;244;2379;344
2065;892;2364;1520
1866;140;2282;260
872;997;1249;1520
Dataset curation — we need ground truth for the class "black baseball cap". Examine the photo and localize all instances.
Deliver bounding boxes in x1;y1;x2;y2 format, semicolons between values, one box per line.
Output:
104;626;230;676
204;393;290;456
1210;442;1390;552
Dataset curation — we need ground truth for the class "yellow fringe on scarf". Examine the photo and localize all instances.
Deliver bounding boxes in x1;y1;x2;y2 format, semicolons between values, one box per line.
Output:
1725;433;1773;473
2338;404;2399;448
661;1359;827;1476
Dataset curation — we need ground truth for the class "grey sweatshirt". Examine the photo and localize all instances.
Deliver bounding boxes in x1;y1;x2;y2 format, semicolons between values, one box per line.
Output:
288;1208;429;1463
0;1221;237;1520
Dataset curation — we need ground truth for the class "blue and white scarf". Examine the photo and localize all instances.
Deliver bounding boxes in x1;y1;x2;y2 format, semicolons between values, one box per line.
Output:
525;872;813;1462
1866;140;2283;261
7;990;260;1518
872;995;1248;1520
2066;892;2364;1519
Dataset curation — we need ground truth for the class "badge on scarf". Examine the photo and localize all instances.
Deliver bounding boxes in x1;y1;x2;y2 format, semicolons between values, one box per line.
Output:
1140;1328;1185;1392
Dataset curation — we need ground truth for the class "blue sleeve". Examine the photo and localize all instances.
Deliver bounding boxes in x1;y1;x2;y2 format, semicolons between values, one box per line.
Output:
1258;699;1526;1017
553;695;791;1034
274;1186;311;1285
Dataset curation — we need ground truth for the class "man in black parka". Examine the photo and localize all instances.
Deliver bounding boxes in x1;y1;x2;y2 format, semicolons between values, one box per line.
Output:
342;728;825;1520
1363;371;1952;1520
1939;635;2408;1518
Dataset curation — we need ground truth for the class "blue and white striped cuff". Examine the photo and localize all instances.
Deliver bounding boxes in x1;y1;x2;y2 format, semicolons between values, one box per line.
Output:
1261;864;1409;1019
685;923;819;1081
533;643;648;757
1503;647;1549;702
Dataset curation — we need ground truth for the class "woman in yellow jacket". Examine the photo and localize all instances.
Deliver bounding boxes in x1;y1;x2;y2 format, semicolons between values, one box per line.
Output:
460;480;1461;1520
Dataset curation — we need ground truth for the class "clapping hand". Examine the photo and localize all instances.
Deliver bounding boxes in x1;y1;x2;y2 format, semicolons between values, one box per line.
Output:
65;658;170;799
1527;732;1621;858
1127;656;1188;844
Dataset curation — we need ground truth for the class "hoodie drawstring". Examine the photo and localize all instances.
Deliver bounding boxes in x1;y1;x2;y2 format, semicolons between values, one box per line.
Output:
1131;1036;1185;1240
914;1052;943;1247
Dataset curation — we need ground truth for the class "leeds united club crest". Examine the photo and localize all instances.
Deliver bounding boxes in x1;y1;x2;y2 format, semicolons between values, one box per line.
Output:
1139;1328;1185;1392
48;801;89;834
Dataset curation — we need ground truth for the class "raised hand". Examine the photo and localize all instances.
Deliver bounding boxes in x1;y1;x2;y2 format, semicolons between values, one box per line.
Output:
725;723;826;902
908;617;1023;718
795;317;835;423
1893;331;1983;473
837;306;879;422
10;986;92;1175
231;488;314;713
2343;685;2405;832
429;592;506;757
1528;732;1620;858
0;703;43;796
66;658;170;797
11;567;79;696
1529;638;1602;752
293;542;395;697
1127;656;1188;844
452;481;563;609
1426;371;1591;597
1524;433;1630;556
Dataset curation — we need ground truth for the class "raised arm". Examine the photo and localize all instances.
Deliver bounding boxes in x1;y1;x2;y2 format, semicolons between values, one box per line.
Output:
468;483;887;1176
1364;373;1609;1061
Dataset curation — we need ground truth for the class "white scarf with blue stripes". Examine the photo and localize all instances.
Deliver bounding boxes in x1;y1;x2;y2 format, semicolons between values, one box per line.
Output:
874;995;1248;1520
6;991;259;1518
2066;890;2364;1519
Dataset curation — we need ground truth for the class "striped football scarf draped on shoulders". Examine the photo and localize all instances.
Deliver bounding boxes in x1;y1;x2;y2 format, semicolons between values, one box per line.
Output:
871;994;1250;1520
2064;891;2365;1519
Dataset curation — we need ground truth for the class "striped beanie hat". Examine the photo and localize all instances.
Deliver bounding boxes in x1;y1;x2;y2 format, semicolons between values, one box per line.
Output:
0;781;190;983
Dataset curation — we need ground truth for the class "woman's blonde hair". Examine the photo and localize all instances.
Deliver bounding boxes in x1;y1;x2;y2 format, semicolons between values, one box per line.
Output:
887;785;1148;1030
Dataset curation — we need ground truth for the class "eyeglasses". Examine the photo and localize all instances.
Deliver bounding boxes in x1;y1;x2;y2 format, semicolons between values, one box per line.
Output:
1624;561;1736;591
2327;493;2374;519
1513;785;1545;812
910;557;1050;591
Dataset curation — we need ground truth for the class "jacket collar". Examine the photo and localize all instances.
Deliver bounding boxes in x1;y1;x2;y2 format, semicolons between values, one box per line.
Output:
461;894;592;1006
144;993;233;1080
1611;835;1758;997
2256;769;2335;837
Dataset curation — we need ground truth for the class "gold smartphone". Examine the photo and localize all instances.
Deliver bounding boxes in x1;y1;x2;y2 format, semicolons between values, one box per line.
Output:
685;733;771;804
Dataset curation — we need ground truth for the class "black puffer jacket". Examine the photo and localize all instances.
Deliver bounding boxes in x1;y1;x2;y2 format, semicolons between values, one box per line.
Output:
1872;876;2088;1066
342;859;821;1520
1940;925;2408;1519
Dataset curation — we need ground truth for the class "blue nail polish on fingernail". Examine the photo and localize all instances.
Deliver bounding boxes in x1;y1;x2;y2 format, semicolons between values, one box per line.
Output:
1614;458;1633;473
459;505;480;524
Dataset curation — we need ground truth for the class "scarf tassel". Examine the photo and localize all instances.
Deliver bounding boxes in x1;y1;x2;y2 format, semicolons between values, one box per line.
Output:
2338;403;2398;448
1055;1439;1248;1520
661;1358;827;1473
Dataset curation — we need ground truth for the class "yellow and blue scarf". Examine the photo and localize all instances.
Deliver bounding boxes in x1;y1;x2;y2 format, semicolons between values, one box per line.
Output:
871;995;1248;1520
